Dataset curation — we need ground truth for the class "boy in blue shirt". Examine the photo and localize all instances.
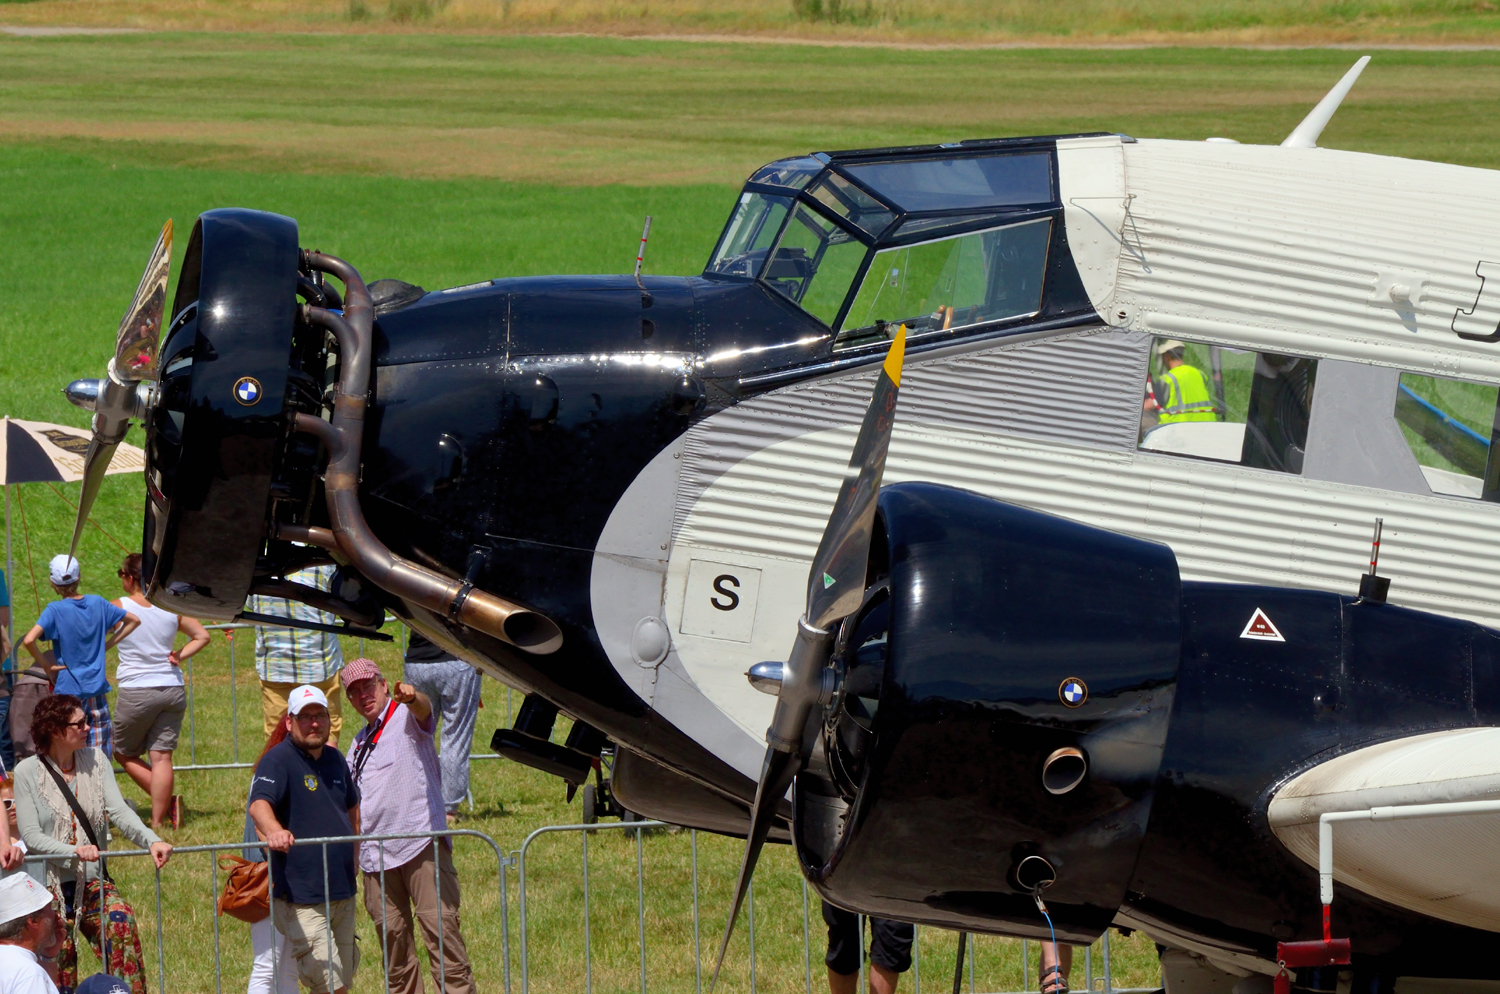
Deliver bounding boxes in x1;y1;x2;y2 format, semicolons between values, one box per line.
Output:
20;555;139;756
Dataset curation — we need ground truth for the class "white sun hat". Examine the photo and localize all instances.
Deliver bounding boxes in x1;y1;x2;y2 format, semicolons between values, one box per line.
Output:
0;873;53;925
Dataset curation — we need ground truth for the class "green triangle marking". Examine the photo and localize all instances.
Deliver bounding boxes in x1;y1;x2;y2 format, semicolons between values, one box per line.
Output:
823;573;836;589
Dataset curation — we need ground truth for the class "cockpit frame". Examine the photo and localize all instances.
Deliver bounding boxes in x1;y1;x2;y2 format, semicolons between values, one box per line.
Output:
704;133;1110;362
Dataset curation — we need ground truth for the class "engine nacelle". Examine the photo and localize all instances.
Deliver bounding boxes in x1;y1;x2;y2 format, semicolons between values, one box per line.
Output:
796;482;1181;943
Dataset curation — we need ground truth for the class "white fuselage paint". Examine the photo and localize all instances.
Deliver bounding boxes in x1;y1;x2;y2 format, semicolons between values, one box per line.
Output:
592;135;1500;784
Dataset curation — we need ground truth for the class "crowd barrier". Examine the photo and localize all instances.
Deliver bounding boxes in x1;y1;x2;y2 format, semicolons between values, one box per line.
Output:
515;820;1156;994
25;828;510;994
21;820;1156;994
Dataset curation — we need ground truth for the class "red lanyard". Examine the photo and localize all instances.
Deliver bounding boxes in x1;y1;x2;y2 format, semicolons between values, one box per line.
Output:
352;700;398;783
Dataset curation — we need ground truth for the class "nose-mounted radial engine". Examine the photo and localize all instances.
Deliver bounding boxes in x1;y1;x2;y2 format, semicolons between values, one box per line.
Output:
65;209;563;657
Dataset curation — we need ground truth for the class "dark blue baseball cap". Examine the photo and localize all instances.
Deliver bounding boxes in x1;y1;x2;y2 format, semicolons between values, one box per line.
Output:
76;975;131;994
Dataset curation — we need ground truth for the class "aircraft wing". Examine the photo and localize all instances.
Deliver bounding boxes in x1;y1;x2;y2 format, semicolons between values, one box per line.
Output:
1268;727;1500;932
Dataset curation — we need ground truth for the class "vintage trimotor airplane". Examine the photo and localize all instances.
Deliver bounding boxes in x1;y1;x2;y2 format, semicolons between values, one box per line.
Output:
60;56;1500;991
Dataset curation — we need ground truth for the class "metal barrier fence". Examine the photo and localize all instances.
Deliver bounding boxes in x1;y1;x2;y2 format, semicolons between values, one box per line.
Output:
19;820;1158;994
25;828;510;994
516;820;1157;994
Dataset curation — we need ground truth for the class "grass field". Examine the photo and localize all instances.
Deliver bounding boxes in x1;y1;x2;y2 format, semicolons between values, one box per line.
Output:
8;0;1500;45
9;33;1500;993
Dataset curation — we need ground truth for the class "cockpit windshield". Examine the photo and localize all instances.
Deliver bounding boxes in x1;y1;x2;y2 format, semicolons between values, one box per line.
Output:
706;193;793;279
706;145;1063;348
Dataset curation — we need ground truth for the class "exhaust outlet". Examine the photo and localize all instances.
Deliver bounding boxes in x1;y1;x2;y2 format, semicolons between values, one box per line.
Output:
291;251;563;656
1014;855;1057;893
1042;746;1088;795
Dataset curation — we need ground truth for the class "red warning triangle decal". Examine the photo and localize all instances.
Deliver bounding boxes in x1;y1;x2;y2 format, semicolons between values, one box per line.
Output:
1240;607;1285;642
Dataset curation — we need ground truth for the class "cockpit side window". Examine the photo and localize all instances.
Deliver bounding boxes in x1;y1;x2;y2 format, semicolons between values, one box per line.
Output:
1395;372;1500;499
706;193;794;279
1138;337;1318;475
835;218;1051;351
762;204;867;325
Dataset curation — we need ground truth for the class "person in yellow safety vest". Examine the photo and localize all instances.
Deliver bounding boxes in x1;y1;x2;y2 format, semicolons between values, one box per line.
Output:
1153;339;1220;423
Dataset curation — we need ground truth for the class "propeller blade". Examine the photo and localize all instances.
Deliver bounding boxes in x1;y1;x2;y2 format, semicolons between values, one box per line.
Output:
69;437;120;558
805;324;906;630
710;329;911;989
71;221;173;556
709;748;804;991
114;219;173;382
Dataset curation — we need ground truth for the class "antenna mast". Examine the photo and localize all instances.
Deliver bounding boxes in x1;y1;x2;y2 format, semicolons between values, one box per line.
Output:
633;216;653;290
1357;516;1389;603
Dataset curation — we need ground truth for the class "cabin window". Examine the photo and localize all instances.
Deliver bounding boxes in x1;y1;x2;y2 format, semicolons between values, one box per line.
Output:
1394;372;1500;499
834;218;1051;351
1138;338;1318;474
762;204;867;325
706;193;794;279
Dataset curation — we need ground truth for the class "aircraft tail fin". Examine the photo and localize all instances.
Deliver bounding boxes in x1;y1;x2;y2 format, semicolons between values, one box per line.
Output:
1281;56;1370;149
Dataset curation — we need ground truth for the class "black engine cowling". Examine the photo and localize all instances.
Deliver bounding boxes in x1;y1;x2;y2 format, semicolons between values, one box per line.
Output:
795;482;1182;943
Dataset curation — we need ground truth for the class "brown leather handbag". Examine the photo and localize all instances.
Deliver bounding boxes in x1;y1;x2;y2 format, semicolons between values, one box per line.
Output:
216;855;270;923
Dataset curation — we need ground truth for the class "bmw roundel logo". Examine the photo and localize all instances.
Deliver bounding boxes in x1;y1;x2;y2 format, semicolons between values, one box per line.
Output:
233;376;263;406
1059;677;1088;708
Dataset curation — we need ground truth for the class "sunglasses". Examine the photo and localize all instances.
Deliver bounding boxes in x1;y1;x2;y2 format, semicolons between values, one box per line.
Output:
2;799;13;811
64;718;91;730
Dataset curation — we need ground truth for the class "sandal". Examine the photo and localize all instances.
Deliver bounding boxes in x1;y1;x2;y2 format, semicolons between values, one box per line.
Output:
1041;964;1069;994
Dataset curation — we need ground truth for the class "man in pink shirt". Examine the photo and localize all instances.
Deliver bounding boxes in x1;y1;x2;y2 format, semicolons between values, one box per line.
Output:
341;659;474;994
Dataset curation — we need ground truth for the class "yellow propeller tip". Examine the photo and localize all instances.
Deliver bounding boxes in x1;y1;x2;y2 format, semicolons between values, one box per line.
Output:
882;323;907;387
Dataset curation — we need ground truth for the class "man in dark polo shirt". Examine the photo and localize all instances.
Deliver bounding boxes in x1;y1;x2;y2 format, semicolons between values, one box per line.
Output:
250;684;362;994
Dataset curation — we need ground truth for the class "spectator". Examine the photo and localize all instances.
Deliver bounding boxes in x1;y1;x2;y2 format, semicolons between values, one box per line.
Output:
111;553;209;831
246;565;346;748
75;976;130;994
20;557;138;757
823;904;912;994
343;658;474;994
14;695;170;993
0;779;27;879
0;873;65;994
8;666;50;764
1;563;15;771
402;632;481;825
1039;942;1072;994
248;685;360;994
244;714;298;994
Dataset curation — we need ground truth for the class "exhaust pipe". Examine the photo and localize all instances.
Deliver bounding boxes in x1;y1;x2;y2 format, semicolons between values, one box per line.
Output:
291;250;563;656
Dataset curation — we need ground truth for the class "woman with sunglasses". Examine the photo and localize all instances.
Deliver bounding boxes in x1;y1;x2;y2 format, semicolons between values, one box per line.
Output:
12;695;171;992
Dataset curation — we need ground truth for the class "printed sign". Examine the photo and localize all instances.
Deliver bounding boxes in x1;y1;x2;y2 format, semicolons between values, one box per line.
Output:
1240;608;1286;642
680;559;762;643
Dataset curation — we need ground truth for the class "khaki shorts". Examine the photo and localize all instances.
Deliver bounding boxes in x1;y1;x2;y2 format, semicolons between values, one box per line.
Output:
272;896;359;994
112;686;187;756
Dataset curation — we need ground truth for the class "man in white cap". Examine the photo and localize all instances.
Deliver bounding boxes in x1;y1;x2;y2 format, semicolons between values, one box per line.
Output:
249;685;361;994
20;556;139;757
0;873;64;993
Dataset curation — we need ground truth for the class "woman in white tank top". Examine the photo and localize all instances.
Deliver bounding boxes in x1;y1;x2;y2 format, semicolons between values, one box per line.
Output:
113;553;210;830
